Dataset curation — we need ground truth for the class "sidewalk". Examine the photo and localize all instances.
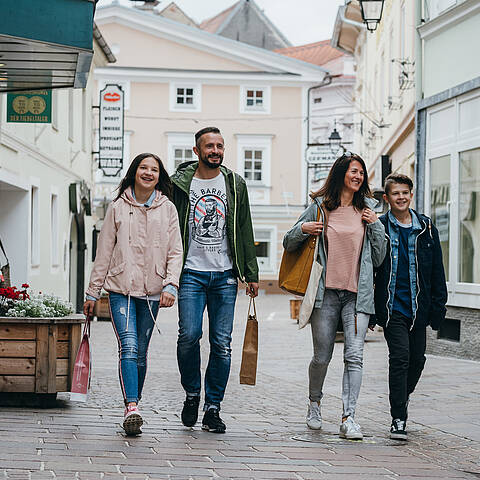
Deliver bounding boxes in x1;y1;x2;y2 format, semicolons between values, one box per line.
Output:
1;294;479;479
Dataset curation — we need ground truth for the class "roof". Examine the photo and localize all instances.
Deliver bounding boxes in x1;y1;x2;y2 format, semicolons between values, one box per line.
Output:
275;40;343;67
199;0;291;48
158;2;197;27
93;22;116;63
200;2;237;33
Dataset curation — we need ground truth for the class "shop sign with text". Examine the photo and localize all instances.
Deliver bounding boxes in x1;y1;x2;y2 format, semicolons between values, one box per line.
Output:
99;84;124;176
6;90;51;123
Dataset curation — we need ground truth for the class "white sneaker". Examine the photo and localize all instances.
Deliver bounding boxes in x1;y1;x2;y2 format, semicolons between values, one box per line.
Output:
339;416;363;440
306;401;322;430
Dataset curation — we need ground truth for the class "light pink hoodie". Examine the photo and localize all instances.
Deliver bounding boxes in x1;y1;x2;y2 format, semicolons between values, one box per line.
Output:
86;187;183;299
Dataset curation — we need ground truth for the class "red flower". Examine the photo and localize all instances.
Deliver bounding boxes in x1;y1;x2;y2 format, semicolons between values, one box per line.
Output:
21;283;29;288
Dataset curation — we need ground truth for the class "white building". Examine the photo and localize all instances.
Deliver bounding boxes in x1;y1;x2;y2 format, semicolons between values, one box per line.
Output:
0;30;115;312
416;0;480;359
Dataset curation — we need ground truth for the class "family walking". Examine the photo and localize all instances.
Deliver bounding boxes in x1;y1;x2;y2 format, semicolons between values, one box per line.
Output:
84;128;447;441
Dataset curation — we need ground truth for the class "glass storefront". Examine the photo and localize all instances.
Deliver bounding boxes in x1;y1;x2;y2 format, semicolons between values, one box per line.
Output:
459;148;480;283
430;155;450;281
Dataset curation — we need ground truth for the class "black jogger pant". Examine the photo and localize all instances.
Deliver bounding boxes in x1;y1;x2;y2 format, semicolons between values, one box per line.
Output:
383;311;426;421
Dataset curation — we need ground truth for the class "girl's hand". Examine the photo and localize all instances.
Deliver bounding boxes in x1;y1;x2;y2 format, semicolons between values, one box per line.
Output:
301;221;323;235
362;208;378;224
83;300;95;317
159;292;175;308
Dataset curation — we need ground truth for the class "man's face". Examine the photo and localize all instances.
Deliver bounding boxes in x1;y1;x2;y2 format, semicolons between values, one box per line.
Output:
383;183;413;215
194;133;225;169
205;199;216;214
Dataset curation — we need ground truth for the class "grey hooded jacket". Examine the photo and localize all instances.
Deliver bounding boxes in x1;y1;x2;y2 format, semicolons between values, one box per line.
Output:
283;197;387;315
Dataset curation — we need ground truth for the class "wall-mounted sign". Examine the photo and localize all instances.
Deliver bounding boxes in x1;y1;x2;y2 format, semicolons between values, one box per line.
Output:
99;84;124;177
306;145;336;165
6;90;51;123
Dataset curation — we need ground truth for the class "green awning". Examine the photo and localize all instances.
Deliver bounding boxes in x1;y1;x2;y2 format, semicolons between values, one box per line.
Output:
0;0;95;92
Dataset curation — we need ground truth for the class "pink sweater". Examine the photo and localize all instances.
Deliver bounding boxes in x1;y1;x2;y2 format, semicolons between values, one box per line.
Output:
325;206;365;293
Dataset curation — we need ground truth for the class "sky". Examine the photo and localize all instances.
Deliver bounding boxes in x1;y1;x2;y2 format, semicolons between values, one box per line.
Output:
97;0;346;46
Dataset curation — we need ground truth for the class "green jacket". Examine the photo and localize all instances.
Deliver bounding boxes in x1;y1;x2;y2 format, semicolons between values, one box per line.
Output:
171;161;259;283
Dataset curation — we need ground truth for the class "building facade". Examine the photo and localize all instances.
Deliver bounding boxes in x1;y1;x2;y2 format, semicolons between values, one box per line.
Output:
0;35;114;312
416;0;480;359
93;3;327;291
332;0;417;193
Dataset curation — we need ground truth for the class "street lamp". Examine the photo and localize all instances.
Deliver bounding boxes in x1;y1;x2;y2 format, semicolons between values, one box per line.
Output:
328;127;342;154
359;0;385;32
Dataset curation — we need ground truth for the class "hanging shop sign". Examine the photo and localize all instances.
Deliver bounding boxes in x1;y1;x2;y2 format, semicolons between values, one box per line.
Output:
6;90;52;123
99;84;124;177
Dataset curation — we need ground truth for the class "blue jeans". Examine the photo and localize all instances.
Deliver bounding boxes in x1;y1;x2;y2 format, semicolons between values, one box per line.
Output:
109;292;159;404
177;269;238;409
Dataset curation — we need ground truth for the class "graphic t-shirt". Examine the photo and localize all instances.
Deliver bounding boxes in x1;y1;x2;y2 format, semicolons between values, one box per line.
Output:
184;173;233;272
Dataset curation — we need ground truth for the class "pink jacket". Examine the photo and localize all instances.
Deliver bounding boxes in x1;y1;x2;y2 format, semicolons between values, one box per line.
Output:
86;187;183;299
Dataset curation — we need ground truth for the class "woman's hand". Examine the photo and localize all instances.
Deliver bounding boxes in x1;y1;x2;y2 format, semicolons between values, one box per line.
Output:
301;221;323;235
362;208;378;224
83;300;95;317
159;292;175;308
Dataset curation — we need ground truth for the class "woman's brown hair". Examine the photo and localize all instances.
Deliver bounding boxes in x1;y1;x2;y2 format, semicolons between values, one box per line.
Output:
310;152;372;211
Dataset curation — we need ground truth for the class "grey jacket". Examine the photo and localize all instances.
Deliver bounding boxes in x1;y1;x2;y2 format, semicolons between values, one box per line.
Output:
283;197;387;315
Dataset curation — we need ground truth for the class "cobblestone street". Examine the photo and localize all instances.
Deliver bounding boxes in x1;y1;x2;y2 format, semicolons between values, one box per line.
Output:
1;294;480;479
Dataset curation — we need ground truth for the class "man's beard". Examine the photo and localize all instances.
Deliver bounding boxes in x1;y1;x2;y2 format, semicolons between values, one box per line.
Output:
199;152;223;169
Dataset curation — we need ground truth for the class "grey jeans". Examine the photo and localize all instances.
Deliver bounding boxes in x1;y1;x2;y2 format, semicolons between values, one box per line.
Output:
309;289;369;419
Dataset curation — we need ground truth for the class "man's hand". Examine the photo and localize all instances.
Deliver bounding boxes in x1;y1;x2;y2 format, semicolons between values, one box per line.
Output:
159;292;175;308
246;282;259;298
83;299;95;317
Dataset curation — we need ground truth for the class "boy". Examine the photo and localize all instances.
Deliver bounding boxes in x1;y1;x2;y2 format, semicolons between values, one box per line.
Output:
373;173;447;440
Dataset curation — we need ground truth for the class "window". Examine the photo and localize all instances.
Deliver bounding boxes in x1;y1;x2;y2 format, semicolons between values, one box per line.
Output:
170;83;201;112
68;89;74;141
430;155;450;281
244;149;263;182
424;0;457;21
166;132;195;174
174;147;193;170
240;86;271;114
30;184;40;267
254;228;276;273
51;193;59;267
459;148;480;284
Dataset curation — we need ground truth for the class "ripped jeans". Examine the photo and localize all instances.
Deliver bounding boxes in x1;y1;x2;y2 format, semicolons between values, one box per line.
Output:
177;269;237;409
108;292;159;404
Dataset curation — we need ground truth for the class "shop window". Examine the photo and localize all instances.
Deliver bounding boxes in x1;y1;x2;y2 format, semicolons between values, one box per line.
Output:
459;148;480;283
50;193;59;267
254;229;274;272
30;185;40;267
437;317;460;342
430;155;450;280
244;149;263;182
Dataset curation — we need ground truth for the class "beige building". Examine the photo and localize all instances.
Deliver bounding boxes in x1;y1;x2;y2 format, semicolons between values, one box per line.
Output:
332;0;417;192
93;3;327;291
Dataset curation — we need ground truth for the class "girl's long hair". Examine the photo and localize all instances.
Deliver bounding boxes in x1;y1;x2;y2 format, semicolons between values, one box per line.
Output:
115;153;172;201
310;152;372;211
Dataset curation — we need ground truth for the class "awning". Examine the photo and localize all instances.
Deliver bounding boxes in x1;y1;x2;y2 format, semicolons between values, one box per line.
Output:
0;0;96;92
331;1;365;55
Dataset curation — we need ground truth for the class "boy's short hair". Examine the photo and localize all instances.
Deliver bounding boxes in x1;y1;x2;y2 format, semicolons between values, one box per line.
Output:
384;173;414;194
195;126;221;146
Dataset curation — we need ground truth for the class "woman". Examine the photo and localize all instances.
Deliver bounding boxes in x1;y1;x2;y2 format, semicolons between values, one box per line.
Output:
283;152;386;440
83;153;183;436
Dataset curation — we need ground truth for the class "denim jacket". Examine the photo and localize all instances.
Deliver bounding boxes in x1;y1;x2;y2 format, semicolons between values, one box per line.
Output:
385;210;422;318
373;209;448;330
283;197;387;317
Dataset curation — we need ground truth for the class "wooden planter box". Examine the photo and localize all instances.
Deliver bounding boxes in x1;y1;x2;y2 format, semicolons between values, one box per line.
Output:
0;315;84;396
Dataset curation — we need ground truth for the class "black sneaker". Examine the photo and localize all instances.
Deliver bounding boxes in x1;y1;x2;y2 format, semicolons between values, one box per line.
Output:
202;408;226;433
390;418;407;440
181;395;200;427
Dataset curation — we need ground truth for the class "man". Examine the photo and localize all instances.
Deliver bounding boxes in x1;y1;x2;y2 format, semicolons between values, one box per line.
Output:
373;173;447;441
171;126;259;433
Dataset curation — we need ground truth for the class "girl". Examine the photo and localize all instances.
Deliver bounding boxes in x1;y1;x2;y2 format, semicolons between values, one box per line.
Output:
283;152;386;439
84;153;182;435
